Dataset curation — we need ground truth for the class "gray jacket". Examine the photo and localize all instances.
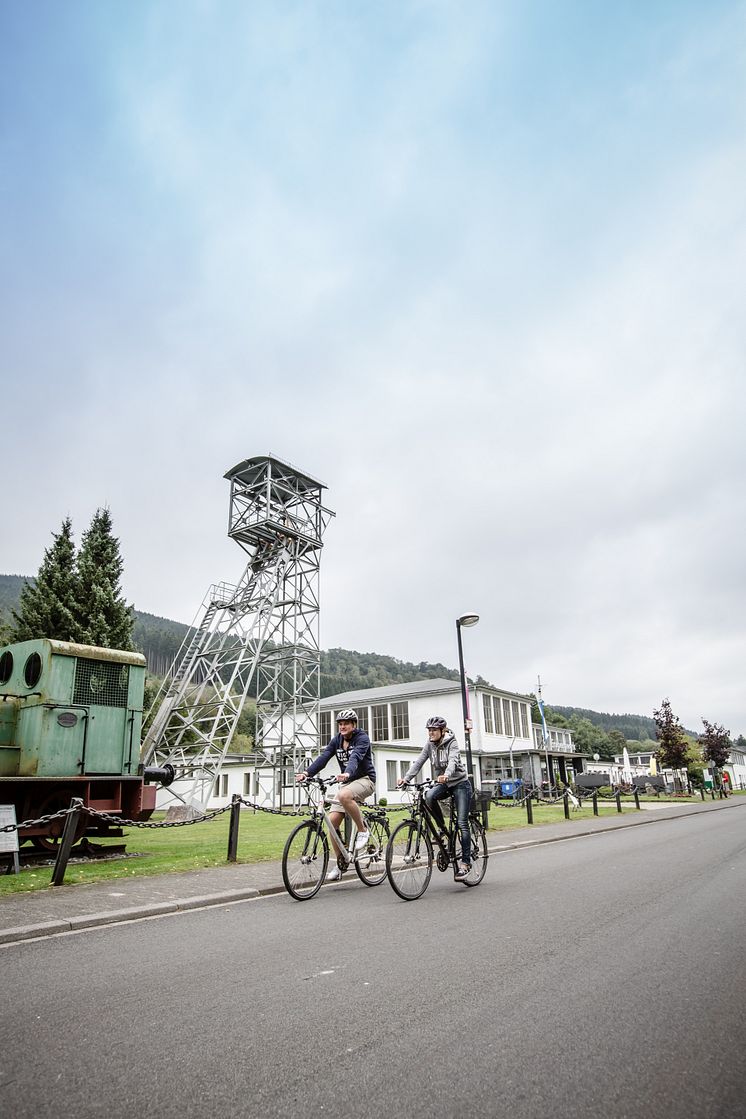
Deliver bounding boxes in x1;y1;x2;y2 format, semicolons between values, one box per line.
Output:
403;730;468;787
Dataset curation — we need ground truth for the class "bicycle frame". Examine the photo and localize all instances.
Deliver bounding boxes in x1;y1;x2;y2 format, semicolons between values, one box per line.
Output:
301;777;366;869
401;781;459;869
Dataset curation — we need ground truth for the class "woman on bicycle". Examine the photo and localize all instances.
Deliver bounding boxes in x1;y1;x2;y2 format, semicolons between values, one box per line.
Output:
398;715;473;880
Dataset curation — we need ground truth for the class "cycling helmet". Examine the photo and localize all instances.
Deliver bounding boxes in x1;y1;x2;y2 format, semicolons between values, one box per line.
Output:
426;715;447;729
336;709;358;723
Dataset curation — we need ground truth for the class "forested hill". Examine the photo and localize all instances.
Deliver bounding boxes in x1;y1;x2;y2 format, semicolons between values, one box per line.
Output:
320;648;460;697
550;706;658;742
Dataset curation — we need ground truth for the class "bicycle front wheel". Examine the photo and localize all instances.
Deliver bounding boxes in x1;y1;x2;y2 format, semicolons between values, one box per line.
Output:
355;815;390;887
386;820;433;901
282;820;329;900
461;818;488;887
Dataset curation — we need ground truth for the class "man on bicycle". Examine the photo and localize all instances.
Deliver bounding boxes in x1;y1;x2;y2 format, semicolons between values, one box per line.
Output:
398;715;473;880
296;709;376;881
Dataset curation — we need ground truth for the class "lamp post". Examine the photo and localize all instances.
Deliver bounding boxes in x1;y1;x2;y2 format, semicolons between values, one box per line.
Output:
456;613;479;782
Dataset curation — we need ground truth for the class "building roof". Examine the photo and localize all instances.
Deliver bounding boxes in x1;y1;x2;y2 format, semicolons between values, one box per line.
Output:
321;676;533;706
321;678;461;705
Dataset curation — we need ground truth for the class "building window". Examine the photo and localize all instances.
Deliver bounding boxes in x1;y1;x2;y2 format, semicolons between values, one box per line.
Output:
512;701;522;739
483;695;494;734
391;701;409;740
244;773;251;795
356;706;369;734
214;777;221;798
319;710;331;747
493;696;504;735
222;774;229;796
502;698;513;737
520;704;529;739
386;760;398;790
372;704;389;742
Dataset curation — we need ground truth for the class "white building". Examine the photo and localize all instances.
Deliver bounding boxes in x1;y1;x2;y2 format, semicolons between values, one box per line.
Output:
163;678;585;811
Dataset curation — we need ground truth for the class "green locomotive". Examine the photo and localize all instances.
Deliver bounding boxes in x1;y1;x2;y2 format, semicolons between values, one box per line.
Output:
0;637;170;850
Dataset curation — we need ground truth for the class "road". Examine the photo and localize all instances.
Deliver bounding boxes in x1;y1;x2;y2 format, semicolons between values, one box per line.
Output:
1;808;744;1119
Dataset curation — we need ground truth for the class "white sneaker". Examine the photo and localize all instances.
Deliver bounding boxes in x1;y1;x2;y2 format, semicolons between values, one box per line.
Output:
326;865;342;882
354;830;370;853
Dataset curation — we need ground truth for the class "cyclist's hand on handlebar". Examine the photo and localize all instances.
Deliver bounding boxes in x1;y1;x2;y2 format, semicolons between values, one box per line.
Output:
336;773;349;783
295;772;308;784
397;779;408;788
436;774;447;784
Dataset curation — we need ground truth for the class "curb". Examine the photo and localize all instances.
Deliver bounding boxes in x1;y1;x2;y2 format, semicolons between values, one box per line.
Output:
2;799;741;945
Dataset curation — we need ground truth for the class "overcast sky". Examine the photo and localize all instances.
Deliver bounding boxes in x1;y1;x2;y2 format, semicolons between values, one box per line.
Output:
2;1;745;735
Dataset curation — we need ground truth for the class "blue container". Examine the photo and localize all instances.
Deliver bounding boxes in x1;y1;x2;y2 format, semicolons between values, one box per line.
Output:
500;779;522;797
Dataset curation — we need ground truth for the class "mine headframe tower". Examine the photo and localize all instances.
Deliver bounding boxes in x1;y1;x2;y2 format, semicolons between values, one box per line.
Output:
140;455;334;811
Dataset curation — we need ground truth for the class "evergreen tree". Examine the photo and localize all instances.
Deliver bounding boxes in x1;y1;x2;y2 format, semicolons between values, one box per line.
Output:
11;517;80;642
75;508;134;649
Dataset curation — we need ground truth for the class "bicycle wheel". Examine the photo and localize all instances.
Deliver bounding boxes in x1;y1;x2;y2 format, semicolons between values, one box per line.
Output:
282;820;329;900
386;819;433;901
461;818;488;887
355;815;390;886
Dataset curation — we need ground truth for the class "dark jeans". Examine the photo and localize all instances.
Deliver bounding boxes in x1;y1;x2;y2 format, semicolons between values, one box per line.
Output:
424;779;472;865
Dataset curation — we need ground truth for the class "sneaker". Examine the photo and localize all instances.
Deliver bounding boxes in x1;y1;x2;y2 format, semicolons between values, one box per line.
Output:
454;864;471;881
326;865;342;882
354;830;370;853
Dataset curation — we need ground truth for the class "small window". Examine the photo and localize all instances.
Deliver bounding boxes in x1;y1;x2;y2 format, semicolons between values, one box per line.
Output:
319;710;332;747
483;695;494;734
372;704;389;742
391;702;409;740
386;760;398;790
24;652;42;688
0;650;13;685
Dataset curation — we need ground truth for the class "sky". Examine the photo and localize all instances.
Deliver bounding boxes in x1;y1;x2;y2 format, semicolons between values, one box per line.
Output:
2;1;745;735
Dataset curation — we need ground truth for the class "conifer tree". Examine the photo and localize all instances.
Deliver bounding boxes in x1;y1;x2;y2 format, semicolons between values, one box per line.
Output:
75;508;134;650
11;517;80;642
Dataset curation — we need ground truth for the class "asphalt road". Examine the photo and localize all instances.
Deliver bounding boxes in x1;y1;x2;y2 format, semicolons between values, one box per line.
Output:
1;808;744;1119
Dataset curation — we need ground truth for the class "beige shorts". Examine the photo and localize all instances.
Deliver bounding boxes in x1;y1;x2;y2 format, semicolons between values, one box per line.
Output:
329;776;376;814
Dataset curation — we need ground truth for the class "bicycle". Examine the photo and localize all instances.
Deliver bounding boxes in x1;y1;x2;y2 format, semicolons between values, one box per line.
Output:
281;775;390;901
385;779;488;901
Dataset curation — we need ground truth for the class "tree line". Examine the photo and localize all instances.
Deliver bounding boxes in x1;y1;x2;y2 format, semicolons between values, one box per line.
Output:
6;511;133;650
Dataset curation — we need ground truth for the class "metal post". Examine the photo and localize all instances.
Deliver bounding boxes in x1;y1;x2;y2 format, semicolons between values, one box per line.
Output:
699;786;705;801
592;791;598;816
227;794;241;862
51;798;84;887
633;788;640;810
563;789;570;820
456;613;478;787
615;791;622;814
526;792;533;824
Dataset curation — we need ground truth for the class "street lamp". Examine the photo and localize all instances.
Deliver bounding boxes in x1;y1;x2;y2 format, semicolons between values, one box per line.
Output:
456;613;479;781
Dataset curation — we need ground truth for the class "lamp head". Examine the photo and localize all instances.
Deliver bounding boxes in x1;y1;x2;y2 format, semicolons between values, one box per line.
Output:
457;613;479;628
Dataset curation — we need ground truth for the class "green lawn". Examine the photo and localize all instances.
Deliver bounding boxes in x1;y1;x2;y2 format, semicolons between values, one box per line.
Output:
0;792;711;897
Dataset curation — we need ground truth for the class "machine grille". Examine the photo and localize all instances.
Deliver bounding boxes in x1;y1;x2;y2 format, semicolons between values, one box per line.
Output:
73;659;130;708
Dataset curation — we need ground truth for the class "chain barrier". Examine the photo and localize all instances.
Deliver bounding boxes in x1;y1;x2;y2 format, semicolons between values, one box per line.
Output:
1;807;72;834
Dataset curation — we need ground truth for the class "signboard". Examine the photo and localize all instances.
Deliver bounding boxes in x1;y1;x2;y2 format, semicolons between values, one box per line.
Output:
0;805;20;874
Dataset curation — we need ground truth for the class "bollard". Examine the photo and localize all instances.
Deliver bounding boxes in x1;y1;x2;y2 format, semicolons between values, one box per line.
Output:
592;792;598;817
563;790;570;820
699;787;705;801
227;794;242;862
711;788;716;801
633;788;640;810
615;791;622;814
525;794;533;824
51;798;85;886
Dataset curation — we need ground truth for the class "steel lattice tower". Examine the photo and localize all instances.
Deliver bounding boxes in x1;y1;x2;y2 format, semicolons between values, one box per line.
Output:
141;455;334;810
